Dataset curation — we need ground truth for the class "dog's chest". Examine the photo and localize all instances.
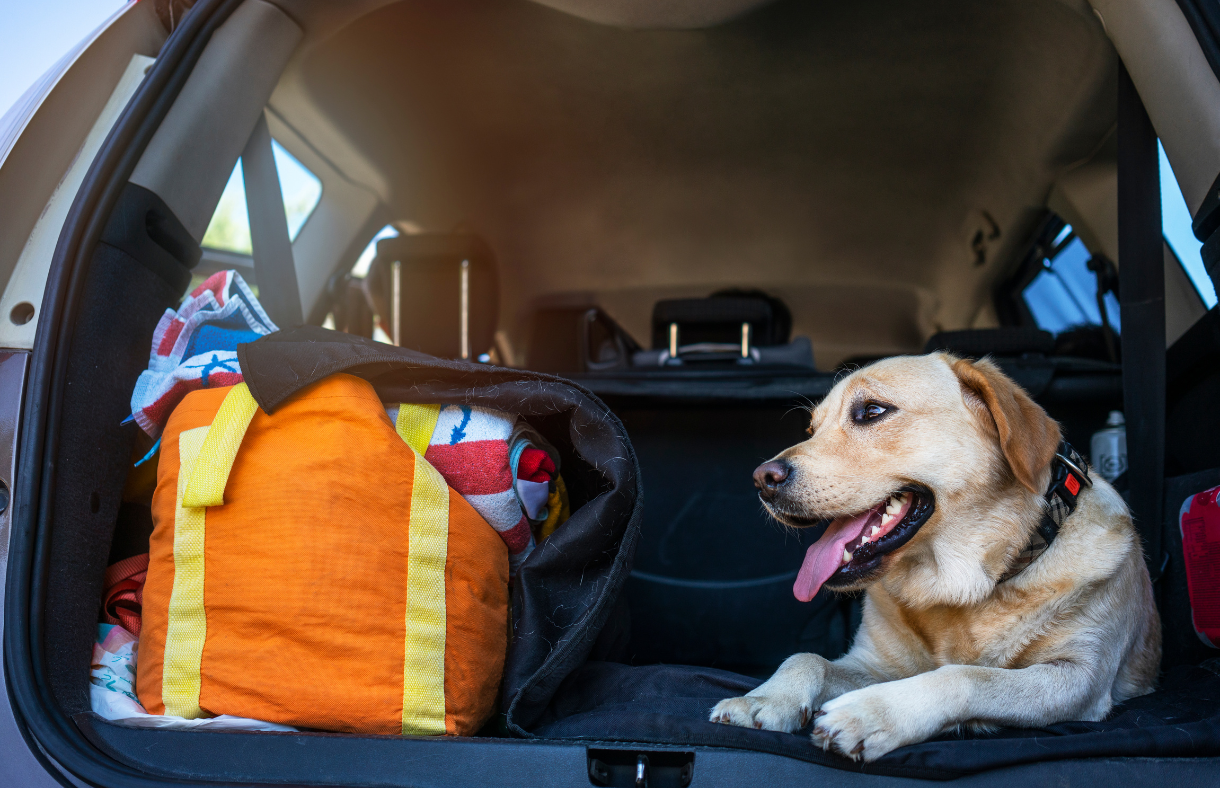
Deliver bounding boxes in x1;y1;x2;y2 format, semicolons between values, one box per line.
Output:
882;593;1061;669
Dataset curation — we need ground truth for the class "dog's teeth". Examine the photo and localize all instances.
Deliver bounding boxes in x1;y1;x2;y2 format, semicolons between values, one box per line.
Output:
886;492;909;515
880;512;894;527
870;525;881;537
842;548;853;564
860;533;870;544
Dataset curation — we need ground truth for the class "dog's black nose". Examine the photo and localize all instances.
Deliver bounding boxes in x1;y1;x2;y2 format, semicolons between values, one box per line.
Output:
754;461;790;497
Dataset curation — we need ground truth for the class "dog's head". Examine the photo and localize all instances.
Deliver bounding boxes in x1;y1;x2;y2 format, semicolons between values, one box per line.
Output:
759;353;1060;606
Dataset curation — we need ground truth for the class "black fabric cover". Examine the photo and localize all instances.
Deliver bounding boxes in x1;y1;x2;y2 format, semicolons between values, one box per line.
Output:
1166;305;1220;476
45;242;183;715
615;404;851;675
533;660;1220;780
235;326;641;733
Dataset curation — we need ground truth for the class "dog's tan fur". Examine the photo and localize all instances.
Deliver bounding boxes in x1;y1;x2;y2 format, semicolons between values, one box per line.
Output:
711;353;1160;761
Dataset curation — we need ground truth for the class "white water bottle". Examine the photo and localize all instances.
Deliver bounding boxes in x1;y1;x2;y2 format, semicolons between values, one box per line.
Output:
1091;411;1128;482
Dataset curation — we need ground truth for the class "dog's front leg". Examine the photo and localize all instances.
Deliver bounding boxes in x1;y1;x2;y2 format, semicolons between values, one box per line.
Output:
813;661;1106;761
710;652;878;732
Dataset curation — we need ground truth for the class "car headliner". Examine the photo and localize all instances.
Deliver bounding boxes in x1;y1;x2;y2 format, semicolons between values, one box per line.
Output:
274;0;1116;367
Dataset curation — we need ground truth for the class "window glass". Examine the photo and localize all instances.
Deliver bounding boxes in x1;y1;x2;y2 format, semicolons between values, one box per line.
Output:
1022;228;1121;335
351;224;399;278
201;163;250;254
275;142;323;239
1160;140;1218;308
347;224;400;344
201;140;323;254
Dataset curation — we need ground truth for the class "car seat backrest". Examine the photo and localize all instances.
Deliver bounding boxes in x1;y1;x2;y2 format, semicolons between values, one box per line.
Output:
923;327;1055;358
619;403;852;676
364;234;499;360
526;307;641;373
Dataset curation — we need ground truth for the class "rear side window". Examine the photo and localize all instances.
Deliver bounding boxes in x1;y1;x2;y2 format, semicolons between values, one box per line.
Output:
201;140;322;254
1022;226;1121;335
351;224;399;278
1160;140;1218;309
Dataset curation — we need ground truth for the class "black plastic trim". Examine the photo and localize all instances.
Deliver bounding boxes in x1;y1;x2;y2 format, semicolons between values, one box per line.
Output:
993;211;1067;328
100;182;200;292
1174;0;1220;86
1172;0;1220;296
67;714;1220;787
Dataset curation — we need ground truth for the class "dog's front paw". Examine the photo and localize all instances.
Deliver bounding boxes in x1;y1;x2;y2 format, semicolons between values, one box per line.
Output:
710;692;814;733
811;685;935;762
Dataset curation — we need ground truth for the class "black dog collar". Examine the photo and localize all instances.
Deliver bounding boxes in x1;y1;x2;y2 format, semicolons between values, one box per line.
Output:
998;440;1092;583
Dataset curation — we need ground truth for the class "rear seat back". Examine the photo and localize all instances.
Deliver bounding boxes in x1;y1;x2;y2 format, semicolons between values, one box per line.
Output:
618;403;853;675
923;327;1055;357
526;307;641;374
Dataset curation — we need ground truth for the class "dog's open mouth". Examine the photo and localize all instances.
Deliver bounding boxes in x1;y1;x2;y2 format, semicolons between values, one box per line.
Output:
786;485;935;601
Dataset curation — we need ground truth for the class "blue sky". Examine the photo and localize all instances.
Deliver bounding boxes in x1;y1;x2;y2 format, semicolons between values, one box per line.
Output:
0;0;128;120
1161;141;1218;307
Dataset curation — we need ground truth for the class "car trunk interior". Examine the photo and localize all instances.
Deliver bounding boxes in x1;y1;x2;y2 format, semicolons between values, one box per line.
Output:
17;0;1220;783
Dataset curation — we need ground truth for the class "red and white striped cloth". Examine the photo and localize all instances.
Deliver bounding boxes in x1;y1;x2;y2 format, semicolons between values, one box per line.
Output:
130;270;277;439
388;404;558;576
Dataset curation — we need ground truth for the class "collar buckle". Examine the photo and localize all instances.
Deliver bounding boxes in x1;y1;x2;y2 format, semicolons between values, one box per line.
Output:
999;440;1090;584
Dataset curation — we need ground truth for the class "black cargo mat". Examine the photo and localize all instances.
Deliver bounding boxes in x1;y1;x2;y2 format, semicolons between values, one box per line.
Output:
531;660;1220;779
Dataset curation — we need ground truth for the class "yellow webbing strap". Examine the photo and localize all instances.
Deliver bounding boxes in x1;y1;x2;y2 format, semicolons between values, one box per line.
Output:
162;426;210;718
182;383;259;508
394;404;449;735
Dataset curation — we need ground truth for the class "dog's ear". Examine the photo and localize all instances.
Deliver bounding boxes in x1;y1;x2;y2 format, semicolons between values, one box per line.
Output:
951;356;1061;494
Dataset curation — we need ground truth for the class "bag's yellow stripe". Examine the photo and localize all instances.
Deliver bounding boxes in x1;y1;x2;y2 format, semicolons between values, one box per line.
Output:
163;426;210;718
397;403;440;455
395;404;448;735
182;383;258;508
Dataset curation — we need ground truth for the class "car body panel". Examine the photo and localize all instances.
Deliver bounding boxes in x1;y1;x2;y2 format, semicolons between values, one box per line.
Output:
0;351;63;787
0;0;163;350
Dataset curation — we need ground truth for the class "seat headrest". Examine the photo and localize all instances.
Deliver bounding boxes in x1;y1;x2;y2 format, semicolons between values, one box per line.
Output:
364;234;499;360
651;290;792;349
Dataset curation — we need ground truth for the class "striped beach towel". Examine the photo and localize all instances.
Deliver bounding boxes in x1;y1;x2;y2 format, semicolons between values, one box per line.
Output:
388;404;558;575
130;270;277;439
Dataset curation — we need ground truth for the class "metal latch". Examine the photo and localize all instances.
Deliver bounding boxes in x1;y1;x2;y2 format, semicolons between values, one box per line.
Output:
587;749;694;787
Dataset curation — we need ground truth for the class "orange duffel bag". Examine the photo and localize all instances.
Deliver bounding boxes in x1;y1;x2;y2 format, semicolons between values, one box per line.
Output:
137;373;509;735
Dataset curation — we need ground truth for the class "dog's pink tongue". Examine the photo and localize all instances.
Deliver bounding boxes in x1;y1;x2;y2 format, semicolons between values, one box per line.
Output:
793;509;876;602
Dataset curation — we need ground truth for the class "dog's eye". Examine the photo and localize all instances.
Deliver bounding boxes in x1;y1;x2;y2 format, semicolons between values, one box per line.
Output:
853;402;890;424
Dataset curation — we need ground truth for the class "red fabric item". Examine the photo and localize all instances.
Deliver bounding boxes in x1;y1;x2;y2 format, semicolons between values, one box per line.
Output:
516;447;555;483
156;320;185;356
424;440;512;496
500;517;533;553
103;553;149;636
1181;485;1220;647
140;371;244;430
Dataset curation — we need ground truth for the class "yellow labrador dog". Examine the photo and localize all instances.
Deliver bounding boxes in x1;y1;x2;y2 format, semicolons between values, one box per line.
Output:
711;353;1160;761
